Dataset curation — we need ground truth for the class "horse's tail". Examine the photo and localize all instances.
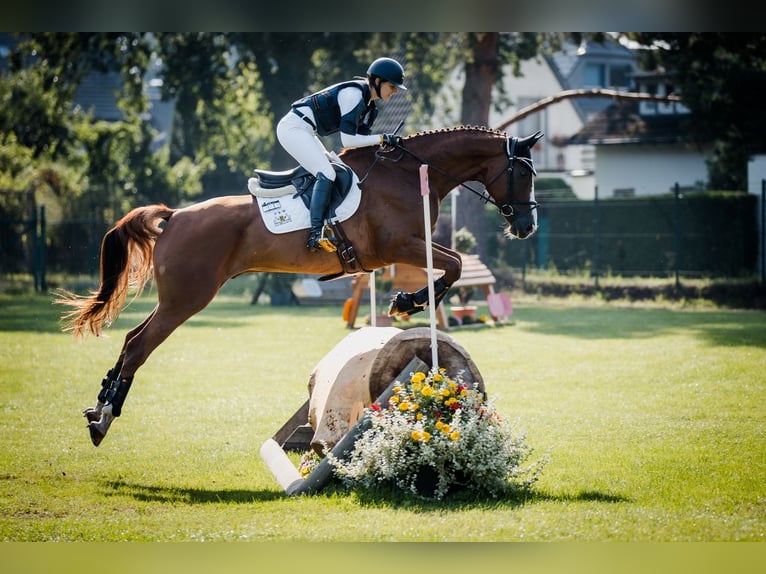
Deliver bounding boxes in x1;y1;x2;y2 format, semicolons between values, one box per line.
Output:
55;204;176;337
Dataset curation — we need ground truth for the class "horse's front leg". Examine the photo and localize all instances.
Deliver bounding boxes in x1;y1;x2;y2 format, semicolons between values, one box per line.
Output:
387;243;461;317
389;277;450;316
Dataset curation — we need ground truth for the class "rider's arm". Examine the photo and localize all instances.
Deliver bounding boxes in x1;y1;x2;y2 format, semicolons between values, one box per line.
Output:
337;87;382;148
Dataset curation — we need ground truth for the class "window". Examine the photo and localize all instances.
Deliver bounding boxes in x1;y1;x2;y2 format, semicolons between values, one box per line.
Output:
609;65;632;89
584;63;606;87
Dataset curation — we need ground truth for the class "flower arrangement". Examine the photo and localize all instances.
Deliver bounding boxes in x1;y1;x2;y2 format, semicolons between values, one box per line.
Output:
327;369;547;500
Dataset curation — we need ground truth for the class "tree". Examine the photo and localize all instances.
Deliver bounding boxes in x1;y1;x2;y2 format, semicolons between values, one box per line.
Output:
627;33;766;190
388;33;559;259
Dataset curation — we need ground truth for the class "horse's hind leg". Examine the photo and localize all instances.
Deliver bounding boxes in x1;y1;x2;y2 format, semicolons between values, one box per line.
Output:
87;283;219;446
83;309;157;424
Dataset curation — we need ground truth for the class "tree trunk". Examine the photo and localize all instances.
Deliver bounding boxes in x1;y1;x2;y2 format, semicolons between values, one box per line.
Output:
458;33;499;260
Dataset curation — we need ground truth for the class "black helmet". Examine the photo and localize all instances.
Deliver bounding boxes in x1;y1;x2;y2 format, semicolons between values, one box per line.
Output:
367;57;407;91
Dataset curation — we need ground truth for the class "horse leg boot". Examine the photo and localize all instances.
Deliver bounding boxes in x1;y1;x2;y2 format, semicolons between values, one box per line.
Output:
83;360;123;423
306;173;337;253
88;375;133;446
388;277;449;316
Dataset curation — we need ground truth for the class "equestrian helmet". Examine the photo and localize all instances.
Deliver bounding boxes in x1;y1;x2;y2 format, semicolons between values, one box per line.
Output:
367;57;407;90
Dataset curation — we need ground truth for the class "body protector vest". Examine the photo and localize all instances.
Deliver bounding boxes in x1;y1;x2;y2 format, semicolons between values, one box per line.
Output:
292;80;378;137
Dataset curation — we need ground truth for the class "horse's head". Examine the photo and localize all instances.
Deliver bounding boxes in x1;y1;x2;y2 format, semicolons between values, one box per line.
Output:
484;130;543;240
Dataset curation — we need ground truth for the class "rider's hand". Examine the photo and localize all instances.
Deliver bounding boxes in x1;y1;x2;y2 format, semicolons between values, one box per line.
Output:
380;134;402;147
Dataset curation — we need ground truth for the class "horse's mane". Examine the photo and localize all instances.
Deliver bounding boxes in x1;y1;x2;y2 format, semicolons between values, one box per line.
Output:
339;125;507;162
405;125;507;141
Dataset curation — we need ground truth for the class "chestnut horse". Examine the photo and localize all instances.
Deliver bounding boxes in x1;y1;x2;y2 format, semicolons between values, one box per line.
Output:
56;126;542;446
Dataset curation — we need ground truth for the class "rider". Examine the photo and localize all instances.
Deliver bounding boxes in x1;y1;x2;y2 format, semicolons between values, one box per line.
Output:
277;57;407;252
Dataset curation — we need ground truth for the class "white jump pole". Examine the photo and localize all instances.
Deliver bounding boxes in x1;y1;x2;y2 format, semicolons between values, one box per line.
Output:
369;270;376;327
419;164;439;371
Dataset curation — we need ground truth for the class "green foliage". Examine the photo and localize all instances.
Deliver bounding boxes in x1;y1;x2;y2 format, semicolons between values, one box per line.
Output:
533;177;577;201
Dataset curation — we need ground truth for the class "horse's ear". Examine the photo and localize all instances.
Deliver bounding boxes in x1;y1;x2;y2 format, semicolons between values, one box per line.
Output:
518;131;544;149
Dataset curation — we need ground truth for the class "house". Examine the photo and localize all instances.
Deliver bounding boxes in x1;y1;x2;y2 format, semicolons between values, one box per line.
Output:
433;37;640;199
565;69;709;199
73;54;175;152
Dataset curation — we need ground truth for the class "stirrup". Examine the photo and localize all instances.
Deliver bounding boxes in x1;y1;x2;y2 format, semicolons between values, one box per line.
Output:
313;226;337;253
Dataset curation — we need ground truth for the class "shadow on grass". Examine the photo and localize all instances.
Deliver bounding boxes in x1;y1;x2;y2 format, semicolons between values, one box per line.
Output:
516;306;766;348
321;483;631;511
102;479;285;504
101;479;629;511
0;294;339;334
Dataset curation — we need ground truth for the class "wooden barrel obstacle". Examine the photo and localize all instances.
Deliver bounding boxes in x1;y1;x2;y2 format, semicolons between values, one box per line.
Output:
343;253;513;329
260;326;485;495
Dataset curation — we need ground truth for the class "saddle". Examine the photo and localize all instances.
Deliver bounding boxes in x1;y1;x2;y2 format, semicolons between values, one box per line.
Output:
250;162;355;212
248;161;367;279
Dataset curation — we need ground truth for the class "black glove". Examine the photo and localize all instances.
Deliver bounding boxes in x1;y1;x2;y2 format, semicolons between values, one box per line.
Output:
380;134;402;147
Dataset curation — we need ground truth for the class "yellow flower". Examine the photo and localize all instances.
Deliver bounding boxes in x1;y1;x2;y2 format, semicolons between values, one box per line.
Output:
398;402;409;411
421;385;433;397
411;430;431;442
389;395;399;404
393;385;401;393
440;388;451;397
435;421;444;430
416;412;423;420
441;424;451;434
449;431;460;441
410;403;420;411
432;373;443;382
449;381;458;391
411;372;426;384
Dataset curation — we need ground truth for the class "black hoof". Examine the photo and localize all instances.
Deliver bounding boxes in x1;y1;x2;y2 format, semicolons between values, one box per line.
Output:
83;408;100;423
388;291;425;317
88;423;105;447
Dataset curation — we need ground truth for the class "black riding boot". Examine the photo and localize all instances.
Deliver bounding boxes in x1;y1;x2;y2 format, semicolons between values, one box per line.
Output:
307;173;337;253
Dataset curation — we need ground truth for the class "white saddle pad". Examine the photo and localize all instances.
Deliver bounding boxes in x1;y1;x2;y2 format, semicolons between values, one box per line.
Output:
249;170;362;235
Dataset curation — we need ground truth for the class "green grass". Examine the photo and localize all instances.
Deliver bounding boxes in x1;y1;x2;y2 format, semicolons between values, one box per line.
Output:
0;289;764;542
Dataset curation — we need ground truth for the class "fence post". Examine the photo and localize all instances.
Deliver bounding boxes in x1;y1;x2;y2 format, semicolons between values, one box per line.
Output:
761;179;765;283
674;182;681;290
31;204;38;292
592;184;600;289
38;206;46;292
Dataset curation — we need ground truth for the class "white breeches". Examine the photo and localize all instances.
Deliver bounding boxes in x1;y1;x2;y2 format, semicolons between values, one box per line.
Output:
276;112;336;181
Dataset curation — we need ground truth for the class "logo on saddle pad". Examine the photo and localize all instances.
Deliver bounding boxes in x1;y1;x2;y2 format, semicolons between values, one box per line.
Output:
248;159;362;235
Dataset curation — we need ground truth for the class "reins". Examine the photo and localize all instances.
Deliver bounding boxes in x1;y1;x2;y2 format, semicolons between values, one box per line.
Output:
370;135;539;216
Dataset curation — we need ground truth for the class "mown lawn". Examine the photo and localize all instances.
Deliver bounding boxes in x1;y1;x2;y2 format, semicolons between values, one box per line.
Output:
1;289;764;556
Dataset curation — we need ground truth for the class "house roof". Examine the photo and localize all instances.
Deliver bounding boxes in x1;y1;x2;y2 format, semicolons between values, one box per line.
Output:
565;99;691;146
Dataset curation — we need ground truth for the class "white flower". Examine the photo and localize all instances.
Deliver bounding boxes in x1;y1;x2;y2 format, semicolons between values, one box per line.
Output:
327;369;548;500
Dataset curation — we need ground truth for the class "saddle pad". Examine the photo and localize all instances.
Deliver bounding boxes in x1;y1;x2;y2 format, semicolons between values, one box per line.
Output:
255;171;362;235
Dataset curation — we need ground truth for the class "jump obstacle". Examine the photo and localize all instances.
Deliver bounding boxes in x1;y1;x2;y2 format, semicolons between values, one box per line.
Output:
259;326;486;494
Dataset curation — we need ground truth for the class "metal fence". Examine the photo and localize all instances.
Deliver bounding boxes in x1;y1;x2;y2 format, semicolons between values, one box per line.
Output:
3;183;765;292
488;183;762;283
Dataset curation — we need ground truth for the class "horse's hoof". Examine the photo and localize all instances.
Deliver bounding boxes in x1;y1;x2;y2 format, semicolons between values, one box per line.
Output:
83;407;101;423
88;423;105;447
388;291;426;317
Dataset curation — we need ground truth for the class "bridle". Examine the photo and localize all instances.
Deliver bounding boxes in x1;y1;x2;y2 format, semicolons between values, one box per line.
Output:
376;135;539;218
484;136;539;217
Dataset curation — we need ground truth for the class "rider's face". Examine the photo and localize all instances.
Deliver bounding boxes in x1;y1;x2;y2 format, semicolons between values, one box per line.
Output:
379;81;398;101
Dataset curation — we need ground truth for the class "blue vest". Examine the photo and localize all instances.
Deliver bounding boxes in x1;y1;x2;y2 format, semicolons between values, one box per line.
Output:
292;80;378;137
